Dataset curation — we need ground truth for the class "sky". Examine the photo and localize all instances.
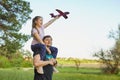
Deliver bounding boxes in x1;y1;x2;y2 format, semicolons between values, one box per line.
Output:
21;0;120;59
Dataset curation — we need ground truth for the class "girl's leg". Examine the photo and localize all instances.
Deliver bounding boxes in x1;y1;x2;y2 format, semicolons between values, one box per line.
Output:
33;54;44;74
36;44;46;74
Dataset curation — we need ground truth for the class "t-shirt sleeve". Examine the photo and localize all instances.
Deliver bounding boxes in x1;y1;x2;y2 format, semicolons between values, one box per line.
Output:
32;28;38;35
50;46;58;58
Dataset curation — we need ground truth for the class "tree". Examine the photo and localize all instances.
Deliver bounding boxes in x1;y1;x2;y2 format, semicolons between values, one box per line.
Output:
0;0;32;59
73;58;80;70
94;25;120;74
20;49;32;61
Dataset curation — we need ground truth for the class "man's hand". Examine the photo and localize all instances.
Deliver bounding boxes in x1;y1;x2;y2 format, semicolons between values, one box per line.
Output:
50;58;57;66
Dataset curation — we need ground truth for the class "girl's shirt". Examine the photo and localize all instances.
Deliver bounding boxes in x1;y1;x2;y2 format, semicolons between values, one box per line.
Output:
31;26;44;45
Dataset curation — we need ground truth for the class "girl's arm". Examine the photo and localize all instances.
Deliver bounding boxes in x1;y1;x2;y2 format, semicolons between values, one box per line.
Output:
43;16;60;28
46;47;51;54
33;32;44;44
33;54;54;67
33;32;51;53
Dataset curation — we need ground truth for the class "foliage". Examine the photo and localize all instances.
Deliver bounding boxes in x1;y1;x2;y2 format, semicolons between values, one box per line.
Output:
94;25;120;74
0;0;32;58
21;60;33;67
20;49;33;67
0;50;33;68
57;57;98;65
0;56;11;68
20;49;32;59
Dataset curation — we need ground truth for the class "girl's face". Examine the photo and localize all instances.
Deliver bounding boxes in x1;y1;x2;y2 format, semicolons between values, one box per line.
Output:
44;37;52;47
36;18;43;27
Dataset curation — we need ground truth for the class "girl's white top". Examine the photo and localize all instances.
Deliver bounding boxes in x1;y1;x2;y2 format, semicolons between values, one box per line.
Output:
31;26;44;45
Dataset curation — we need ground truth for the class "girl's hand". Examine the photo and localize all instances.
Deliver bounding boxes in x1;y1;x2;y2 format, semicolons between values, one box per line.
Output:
55;15;61;19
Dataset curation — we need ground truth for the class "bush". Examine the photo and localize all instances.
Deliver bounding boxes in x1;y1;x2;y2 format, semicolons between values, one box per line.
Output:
0;56;11;68
21;60;33;67
10;58;24;67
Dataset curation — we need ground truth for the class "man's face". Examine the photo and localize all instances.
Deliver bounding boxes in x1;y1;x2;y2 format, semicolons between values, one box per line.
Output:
43;37;52;47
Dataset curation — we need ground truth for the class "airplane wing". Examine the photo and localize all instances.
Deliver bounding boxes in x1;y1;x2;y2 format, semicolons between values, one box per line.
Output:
56;9;64;15
56;9;69;19
50;13;56;18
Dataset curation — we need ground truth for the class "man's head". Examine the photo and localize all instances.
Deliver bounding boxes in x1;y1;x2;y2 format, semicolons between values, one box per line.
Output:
43;35;52;47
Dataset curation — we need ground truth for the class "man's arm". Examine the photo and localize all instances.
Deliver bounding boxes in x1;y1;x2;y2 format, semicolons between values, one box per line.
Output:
33;54;54;67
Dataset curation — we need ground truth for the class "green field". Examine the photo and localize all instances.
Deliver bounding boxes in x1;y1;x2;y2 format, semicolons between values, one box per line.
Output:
0;67;120;80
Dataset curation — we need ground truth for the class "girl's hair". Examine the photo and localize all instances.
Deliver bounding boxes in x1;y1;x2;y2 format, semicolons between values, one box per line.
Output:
32;16;43;28
43;35;53;41
31;16;42;34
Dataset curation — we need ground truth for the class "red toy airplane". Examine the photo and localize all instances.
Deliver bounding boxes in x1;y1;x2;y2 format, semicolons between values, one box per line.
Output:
50;9;70;19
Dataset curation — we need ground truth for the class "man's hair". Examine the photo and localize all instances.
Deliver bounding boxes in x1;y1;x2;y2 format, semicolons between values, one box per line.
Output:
43;35;52;41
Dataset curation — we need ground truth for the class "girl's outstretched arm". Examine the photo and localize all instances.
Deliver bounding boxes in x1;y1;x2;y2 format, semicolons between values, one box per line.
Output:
43;16;60;28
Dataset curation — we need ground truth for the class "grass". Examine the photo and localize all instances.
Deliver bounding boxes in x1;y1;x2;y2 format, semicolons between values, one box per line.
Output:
53;67;120;80
0;67;120;80
0;68;34;80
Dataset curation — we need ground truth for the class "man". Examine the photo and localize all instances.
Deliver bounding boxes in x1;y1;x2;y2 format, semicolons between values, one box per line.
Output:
43;35;58;80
